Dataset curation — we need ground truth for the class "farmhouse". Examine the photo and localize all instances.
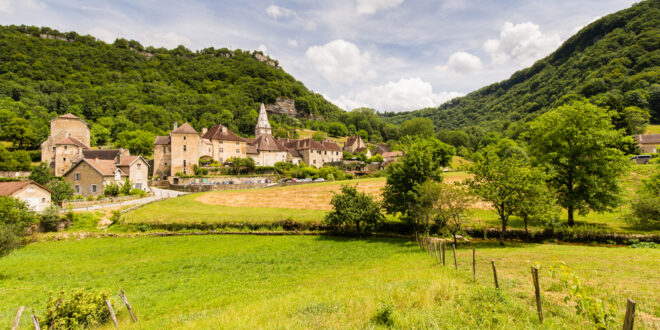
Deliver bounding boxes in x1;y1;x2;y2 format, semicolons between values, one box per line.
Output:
63;153;149;197
343;135;371;157
153;103;343;173
0;180;51;212
633;134;660;153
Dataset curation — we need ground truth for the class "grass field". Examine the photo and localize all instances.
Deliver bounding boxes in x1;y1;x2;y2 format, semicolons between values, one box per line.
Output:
1;235;657;329
645;125;660;134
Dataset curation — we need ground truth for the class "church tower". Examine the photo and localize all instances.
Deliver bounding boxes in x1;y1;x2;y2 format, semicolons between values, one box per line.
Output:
255;103;272;137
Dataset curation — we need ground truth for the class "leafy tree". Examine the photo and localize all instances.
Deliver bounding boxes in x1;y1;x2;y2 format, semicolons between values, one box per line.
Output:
415;181;473;244
356;129;368;141
0;196;37;256
227;157;256;175
90;124;112;146
40;204;62;232
48;180;74;205
528;101;630;226
400;117;434;137
325;184;383;234
382;138;454;234
311;131;326;142
104;182;120;197
120;178;132;195
29;162;55;185
115;130;155;156
629;165;660;229
0;117;38;149
327;122;348;137
513;166;558;240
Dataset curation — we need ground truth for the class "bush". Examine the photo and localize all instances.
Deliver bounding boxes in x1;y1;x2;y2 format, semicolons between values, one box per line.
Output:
372;302;395;327
629;195;660;229
194;165;208;176
0;196;37;256
104;182;120;197
40;204;62;232
41;289;112;329
324;184;384;234
129;188;146;197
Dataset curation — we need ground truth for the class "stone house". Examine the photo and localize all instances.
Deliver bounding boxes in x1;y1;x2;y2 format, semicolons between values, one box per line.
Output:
117;155;150;190
280;138;342;167
40;113;91;176
0;180;52;212
202;124;247;163
343;136;368;154
633;134;660;153
64;158;127;197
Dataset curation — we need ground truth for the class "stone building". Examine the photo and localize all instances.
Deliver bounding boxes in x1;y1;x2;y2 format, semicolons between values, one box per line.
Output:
343;135;371;157
0;180;52;212
633;134;660;153
40;113;91;176
63;151;149;197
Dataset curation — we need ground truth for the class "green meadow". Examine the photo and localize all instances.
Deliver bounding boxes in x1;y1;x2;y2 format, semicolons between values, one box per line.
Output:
1;235;658;329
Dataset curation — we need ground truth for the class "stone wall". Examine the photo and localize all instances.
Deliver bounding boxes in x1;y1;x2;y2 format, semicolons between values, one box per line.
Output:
266;97;297;117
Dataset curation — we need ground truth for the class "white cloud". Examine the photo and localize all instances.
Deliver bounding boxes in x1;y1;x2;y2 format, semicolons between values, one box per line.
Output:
287;39;298;47
305;39;373;84
356;0;405;15
0;0;45;13
437;51;483;74
484;21;561;67
257;44;268;54
266;4;295;19
332;77;463;111
0;0;11;13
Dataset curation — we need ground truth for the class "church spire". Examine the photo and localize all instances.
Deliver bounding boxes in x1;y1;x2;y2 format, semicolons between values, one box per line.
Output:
255;103;272;137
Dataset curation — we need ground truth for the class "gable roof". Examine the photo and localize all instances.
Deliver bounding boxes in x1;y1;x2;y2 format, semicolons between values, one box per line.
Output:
154;136;171;145
117;155;150;167
635;134;660;144
0;180;52;196
54;136;88;148
251;134;288;152
283;138;325;151
171;122;198;134
246;144;258;154
203;124;245;142
344;136;359;147
50;113;90;126
322;141;341;152
65;158;126;177
287;147;302;158
83;149;122;160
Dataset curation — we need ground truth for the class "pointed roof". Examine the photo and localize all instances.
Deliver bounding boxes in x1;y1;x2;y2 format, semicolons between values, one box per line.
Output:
171;122;198;134
154;136;171;145
251;134;288;152
202;124;245;142
255;103;272;137
54;136;88;148
83;149;122;160
0;180;52;196
50;113;90;126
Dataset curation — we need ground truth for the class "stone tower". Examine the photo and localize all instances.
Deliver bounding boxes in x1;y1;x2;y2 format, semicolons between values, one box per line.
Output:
255;103;272;137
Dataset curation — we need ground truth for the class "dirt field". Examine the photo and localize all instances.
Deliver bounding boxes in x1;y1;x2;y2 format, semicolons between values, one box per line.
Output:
196;174;471;211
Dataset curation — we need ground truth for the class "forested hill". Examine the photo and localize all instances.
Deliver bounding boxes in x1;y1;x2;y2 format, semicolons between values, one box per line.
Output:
0;24;344;144
382;0;660;133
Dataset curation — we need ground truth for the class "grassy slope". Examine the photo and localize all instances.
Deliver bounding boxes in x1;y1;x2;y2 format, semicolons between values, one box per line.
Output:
1;236;658;328
646;125;660;134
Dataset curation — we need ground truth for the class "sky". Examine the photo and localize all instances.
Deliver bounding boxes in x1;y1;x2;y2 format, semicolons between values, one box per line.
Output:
0;0;639;112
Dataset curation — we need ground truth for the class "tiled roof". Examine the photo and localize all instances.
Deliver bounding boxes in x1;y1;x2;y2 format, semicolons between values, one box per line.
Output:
322;141;341;152
54;136;88;148
50;113;90;126
635;134;660;144
154;136;171;145
354;147;369;154
246;145;258;154
171;122;198;134
203;124;245;142
83;149;122;160
78;158;126;177
251;134;288;152
0;180;51;196
117;155;150;167
345;136;358;147
287;148;302;158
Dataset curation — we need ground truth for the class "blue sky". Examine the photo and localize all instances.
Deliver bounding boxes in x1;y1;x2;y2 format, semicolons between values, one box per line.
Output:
0;0;638;112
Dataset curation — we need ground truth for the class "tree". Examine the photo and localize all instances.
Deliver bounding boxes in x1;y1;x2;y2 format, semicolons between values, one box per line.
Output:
468;151;528;245
415;181;473;244
528;101;630;226
400;118;434;137
120;178;132;195
513;166;558;241
628;165;660;229
382;138;454;234
325;184;383;234
115;130;155;156
0;196;37;256
1;117;38;149
356;129;368;141
327;122;348;137
29;162;54;185
90;124;112;146
48;180;74;205
311;131;326;142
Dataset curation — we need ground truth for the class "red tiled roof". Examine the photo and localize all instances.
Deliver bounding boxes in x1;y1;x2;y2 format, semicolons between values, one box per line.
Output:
0;180;51;196
67;159;126;177
345;136;359;147
202;124;245;142
83;149;121;160
322;141;341;152
246;145;258;154
287;148;302;158
54;136;88;148
171;122;198;134
154;136;171;145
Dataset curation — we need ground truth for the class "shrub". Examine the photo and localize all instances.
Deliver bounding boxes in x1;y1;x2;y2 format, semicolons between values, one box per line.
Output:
629;195;660;229
40;204;62;232
629;241;659;248
0;196;37;256
129;188;146;197
324;184;384;234
194;165;208;176
41;289;112;329
120;178;132;195
372;302;395;327
104;182;120;197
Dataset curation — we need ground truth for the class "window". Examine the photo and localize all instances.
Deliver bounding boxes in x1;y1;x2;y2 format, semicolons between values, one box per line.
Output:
91;184;97;193
183;145;187;152
183;160;187;174
74;173;80;181
324;151;327;155
63;157;66;162
236;149;239;153
74;185;80;193
313;159;316;164
52;147;56;151
219;148;223;152
135;183;142;190
209;148;211;153
164;162;168;165
64;145;67;150
236;141;239;145
163;146;167;153
183;136;187;140
42;198;46;203
137;163;141;169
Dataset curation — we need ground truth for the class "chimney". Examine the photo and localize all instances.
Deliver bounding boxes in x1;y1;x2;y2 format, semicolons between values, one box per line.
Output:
173;121;178;130
221;125;227;133
202;127;208;135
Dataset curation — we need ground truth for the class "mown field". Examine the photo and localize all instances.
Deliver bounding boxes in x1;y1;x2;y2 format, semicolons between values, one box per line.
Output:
1;235;658;329
645;125;660;134
123;165;659;234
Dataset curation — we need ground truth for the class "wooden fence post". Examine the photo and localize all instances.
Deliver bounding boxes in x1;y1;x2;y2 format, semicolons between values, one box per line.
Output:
491;260;499;289
119;289;138;322
531;267;543;323
472;248;476;282
30;314;40;330
106;299;119;329
623;299;636;330
442;242;446;266
434;241;439;262
452;243;458;270
11;306;24;330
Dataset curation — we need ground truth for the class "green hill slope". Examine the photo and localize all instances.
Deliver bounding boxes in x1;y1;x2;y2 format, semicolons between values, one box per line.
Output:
0;25;343;145
382;0;660;133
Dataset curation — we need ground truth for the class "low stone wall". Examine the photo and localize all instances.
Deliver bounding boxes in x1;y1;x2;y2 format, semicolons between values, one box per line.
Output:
63;195;145;208
0;171;31;178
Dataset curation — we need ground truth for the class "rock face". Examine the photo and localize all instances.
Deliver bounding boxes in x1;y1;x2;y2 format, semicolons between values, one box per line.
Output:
252;52;280;69
266;97;297;117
